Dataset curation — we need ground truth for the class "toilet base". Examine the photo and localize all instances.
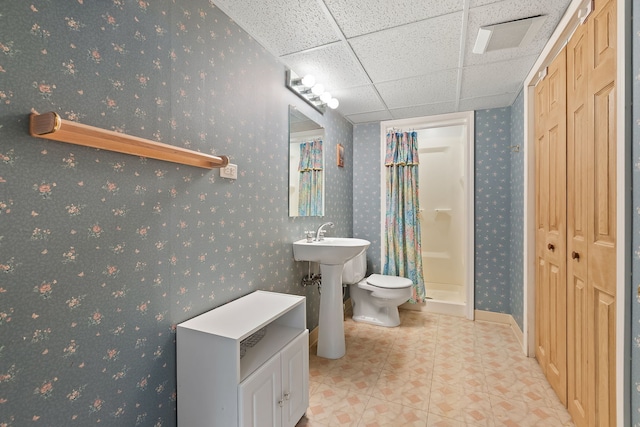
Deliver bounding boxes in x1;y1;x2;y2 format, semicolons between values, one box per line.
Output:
350;282;408;327
352;310;400;327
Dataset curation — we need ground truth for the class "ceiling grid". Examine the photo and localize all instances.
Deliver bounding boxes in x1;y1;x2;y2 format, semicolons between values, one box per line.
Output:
212;0;572;123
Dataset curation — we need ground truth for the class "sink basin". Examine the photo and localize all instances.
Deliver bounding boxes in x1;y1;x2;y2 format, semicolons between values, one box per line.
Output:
293;237;370;265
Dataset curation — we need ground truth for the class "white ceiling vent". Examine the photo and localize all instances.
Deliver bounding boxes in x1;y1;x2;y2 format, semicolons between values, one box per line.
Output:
473;15;546;54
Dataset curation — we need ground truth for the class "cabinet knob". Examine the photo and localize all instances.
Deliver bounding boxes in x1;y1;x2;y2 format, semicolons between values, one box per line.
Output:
284;393;290;401
547;243;555;251
571;251;580;260
278;400;284;408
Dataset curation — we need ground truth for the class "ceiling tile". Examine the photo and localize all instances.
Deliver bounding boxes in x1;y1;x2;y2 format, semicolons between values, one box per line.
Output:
212;0;340;56
458;93;517;111
463;0;570;67
346;110;394;124
461;55;537;99
210;0;572;122
330;85;386;116
349;12;463;83
281;42;370;92
375;70;458;109
469;0;505;7
325;0;463;38
390;102;458;120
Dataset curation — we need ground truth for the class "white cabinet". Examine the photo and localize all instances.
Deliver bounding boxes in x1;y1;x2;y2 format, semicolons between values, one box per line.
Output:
239;331;308;427
177;291;308;427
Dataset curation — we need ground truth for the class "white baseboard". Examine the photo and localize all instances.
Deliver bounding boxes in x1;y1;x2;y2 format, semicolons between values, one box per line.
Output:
474;309;512;324
474;310;526;354
309;326;318;348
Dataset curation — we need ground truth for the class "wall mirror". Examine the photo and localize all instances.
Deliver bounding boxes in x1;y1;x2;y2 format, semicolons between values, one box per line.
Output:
289;105;325;217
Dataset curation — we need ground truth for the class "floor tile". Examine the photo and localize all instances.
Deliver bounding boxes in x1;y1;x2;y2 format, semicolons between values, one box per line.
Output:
358;396;429;427
298;310;575;427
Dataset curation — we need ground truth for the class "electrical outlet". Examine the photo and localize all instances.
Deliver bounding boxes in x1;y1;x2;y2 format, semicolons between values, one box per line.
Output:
220;163;238;180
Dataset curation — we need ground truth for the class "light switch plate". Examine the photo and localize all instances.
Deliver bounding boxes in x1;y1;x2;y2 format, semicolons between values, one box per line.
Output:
220;163;238;180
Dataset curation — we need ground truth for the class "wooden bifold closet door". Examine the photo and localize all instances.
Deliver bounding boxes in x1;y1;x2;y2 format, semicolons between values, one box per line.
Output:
534;46;567;406
536;0;616;425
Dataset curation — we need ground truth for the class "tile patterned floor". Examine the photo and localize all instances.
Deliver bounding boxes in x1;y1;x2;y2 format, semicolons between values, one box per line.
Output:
296;310;574;427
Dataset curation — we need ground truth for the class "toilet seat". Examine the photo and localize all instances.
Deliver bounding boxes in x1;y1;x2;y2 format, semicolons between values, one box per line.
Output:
356;274;412;300
365;274;412;289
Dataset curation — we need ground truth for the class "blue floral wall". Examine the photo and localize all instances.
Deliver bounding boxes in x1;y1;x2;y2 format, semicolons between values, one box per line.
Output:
509;91;525;330
632;0;640;423
352;123;382;273
0;1;353;425
474;108;512;314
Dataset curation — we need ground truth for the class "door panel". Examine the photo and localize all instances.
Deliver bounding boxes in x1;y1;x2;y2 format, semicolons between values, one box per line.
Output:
591;289;615;427
565;0;617;424
569;276;589;423
536;255;548;369
587;1;616;425
547;261;565;386
567;21;590;427
534;48;567;406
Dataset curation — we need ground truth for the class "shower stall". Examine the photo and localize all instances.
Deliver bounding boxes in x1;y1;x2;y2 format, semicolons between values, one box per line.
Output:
380;111;474;319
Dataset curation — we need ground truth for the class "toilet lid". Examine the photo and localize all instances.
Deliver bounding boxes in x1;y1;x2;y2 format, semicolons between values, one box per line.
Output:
366;274;412;289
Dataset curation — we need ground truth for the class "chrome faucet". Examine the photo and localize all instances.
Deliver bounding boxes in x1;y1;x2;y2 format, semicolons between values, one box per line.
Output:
315;222;334;241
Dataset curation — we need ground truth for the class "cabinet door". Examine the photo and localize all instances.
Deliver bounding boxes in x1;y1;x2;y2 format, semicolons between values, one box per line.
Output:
280;331;309;427
239;354;282;427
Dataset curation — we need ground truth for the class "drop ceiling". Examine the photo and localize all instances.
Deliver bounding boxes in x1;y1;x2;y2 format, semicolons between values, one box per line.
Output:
211;0;571;124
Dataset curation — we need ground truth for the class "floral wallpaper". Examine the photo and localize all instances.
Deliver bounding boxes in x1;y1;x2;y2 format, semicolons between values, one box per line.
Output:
352;122;383;273
0;1;353;425
474;108;512;314
632;1;640;423
509;90;525;330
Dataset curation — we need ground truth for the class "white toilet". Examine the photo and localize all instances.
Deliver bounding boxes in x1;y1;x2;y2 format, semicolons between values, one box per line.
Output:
342;250;413;327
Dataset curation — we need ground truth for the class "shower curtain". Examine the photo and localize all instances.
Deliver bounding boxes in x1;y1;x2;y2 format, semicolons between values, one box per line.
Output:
383;131;426;303
297;139;323;216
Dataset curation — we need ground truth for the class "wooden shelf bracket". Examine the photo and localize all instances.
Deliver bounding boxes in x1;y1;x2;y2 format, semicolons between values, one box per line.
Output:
29;112;229;169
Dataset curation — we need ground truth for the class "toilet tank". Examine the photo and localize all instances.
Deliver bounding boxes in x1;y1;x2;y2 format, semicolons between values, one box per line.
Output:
342;250;367;284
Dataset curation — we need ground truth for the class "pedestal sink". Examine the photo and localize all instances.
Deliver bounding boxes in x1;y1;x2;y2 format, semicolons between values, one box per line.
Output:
293;237;370;359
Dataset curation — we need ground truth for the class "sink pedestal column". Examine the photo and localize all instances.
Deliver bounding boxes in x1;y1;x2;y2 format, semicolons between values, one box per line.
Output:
317;264;346;359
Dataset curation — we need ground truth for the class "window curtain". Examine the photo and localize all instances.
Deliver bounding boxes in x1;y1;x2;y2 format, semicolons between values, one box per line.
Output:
298;139;323;216
383;131;426;303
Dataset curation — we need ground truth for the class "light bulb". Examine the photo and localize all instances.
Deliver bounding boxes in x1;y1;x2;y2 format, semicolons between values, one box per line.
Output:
301;74;315;88
327;98;339;109
311;84;324;96
320;92;332;103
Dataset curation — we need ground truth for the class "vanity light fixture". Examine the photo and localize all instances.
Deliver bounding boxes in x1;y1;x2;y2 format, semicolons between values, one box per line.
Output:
301;74;316;88
311;83;325;96
286;69;339;114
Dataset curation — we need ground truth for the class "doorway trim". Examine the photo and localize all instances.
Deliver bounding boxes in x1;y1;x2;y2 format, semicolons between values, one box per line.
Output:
379;111;475;320
521;0;630;423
